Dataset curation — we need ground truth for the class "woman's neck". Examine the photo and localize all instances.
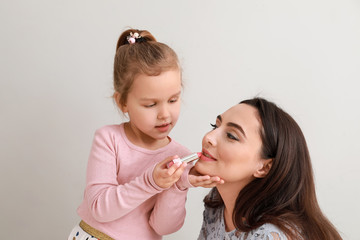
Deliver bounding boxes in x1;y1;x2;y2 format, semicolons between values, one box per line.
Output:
223;205;236;232
217;182;246;232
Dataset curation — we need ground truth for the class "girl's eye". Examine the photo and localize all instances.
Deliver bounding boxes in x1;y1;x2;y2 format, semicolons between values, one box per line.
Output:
210;123;217;130
145;103;156;108
227;132;239;141
169;98;178;103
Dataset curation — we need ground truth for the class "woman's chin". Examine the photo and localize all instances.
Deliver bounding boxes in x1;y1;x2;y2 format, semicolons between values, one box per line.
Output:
194;162;210;176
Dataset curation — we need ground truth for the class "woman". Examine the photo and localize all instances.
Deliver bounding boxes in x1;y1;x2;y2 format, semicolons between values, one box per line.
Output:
194;97;342;239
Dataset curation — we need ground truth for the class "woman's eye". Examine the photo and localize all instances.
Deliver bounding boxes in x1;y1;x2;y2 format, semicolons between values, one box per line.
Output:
227;132;239;141
210;123;217;130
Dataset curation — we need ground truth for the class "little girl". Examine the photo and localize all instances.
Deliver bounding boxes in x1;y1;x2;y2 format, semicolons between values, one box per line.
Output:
68;29;221;240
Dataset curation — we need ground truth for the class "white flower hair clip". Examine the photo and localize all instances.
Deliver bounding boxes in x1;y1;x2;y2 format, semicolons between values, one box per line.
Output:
127;32;144;44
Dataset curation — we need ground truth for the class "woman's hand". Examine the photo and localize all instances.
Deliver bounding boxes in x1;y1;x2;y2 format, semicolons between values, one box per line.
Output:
153;156;187;189
189;167;224;188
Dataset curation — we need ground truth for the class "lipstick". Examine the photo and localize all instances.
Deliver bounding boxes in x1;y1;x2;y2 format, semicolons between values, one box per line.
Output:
167;152;202;168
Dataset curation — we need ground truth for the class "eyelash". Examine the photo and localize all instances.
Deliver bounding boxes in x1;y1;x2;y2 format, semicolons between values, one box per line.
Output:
145;98;178;108
145;103;156;108
227;133;239;141
210;123;239;141
169;98;178;103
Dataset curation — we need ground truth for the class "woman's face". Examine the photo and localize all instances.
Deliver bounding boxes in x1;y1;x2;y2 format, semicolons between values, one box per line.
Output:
195;103;266;185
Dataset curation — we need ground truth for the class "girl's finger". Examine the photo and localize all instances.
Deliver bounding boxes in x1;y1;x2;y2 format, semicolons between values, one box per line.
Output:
171;162;187;178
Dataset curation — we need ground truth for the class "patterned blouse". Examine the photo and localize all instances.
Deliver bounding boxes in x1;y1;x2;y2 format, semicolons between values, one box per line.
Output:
198;206;288;240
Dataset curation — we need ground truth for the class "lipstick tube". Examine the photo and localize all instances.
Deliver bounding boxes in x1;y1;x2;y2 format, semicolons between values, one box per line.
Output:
167;152;202;168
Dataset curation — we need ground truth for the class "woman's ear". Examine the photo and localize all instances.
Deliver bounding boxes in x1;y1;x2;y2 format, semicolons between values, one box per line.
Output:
254;158;273;178
113;92;127;113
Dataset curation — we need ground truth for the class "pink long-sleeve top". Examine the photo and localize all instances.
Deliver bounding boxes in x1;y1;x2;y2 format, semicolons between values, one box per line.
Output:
77;124;193;240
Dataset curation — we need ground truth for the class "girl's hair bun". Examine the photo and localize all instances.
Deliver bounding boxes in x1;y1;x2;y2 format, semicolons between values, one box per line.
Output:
116;29;157;50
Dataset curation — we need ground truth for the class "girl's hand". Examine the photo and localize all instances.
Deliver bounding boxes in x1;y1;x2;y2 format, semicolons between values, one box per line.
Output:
188;167;225;188
153;156;187;189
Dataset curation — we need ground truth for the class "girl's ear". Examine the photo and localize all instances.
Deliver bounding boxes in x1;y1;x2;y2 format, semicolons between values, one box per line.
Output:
113;92;128;113
254;158;273;178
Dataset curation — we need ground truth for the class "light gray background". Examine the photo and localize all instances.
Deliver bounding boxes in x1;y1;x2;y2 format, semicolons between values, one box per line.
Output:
1;0;359;239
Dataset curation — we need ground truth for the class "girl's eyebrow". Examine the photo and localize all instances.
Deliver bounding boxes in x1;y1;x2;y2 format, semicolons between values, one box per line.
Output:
217;115;247;138
140;91;181;101
171;91;182;97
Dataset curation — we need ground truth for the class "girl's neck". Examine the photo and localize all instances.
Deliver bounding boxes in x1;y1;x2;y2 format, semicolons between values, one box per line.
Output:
124;122;170;150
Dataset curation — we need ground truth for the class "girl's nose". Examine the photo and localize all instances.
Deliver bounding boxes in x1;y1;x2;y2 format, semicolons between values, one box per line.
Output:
158;104;170;120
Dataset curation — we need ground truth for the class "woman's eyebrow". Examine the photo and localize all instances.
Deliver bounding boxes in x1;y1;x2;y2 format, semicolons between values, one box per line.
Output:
217;115;247;138
227;122;247;138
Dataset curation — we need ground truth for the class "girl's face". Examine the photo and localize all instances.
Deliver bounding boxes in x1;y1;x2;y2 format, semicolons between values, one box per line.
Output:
195;104;268;186
122;70;182;147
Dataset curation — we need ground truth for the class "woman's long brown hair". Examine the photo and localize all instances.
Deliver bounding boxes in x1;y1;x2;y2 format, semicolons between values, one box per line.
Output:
204;98;342;239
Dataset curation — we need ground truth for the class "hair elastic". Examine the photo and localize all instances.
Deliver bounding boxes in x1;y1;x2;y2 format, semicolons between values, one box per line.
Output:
127;32;145;44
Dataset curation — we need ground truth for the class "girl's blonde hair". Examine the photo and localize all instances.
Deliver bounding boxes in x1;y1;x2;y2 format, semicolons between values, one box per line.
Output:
113;28;181;107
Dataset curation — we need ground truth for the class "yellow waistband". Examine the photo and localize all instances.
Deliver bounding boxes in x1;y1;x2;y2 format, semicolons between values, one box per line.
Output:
79;220;114;240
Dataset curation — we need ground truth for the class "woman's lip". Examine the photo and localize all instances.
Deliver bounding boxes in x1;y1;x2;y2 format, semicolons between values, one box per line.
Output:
200;149;217;161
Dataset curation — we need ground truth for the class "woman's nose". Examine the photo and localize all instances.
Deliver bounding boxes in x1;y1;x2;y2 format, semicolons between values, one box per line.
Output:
204;129;217;147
